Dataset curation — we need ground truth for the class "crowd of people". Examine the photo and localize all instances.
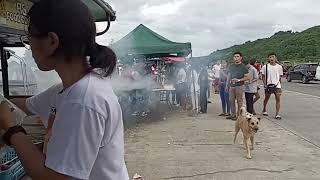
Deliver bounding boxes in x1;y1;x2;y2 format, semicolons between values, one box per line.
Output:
167;52;284;121
215;52;283;120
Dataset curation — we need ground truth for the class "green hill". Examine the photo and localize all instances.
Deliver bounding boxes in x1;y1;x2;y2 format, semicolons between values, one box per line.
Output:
209;26;320;64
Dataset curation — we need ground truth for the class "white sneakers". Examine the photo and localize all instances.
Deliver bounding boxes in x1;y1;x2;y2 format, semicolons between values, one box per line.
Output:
262;111;282;120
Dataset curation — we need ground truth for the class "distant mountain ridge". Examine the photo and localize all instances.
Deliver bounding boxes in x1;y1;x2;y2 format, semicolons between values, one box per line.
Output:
209;25;320;63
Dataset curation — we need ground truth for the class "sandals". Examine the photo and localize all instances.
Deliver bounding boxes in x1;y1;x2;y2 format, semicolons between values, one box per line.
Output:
262;112;268;116
219;113;230;116
275;115;282;120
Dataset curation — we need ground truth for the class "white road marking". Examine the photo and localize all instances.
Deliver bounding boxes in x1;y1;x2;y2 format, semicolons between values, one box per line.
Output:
283;89;320;99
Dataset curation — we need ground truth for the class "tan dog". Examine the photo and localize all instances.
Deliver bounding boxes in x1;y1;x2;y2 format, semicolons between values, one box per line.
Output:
234;106;260;159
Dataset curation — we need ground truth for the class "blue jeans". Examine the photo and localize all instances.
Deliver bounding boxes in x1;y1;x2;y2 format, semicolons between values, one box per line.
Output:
219;82;230;114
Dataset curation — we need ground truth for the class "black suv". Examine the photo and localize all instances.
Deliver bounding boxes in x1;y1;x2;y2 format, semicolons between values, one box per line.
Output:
287;63;318;84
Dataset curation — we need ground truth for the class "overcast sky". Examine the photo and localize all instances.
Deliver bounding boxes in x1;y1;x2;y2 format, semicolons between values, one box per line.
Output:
97;0;320;57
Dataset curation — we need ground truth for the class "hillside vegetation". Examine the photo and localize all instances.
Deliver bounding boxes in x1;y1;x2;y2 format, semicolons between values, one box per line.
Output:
209;26;320;64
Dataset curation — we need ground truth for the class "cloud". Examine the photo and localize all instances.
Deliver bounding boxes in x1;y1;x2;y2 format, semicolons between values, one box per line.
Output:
97;0;320;56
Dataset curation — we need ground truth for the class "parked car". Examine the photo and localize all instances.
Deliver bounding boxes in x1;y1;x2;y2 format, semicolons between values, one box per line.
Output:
287;63;318;84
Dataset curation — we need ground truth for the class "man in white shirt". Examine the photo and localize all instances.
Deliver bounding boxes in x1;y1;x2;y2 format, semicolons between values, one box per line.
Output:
176;63;187;110
212;61;221;94
261;53;283;120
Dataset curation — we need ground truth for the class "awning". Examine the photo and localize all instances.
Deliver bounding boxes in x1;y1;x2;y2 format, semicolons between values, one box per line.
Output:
82;0;116;22
161;57;186;62
0;0;116;46
111;24;192;58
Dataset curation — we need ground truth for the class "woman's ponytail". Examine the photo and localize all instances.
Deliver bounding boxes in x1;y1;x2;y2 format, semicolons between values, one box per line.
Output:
88;43;117;77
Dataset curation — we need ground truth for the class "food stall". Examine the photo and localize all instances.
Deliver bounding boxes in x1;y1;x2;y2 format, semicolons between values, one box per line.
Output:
111;24;192;114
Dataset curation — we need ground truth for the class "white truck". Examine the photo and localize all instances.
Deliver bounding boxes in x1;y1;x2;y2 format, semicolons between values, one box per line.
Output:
315;64;320;81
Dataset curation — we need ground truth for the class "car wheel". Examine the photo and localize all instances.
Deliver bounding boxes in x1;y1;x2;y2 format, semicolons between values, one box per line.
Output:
287;75;292;82
302;76;308;84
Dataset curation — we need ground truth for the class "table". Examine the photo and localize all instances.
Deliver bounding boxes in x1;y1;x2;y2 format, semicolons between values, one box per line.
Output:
152;87;176;109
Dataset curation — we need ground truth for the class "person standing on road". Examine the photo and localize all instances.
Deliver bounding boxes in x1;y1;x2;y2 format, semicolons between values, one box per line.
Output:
199;65;209;113
251;59;261;103
212;61;221;94
244;60;259;115
176;63;187;110
261;53;283;120
207;65;214;103
190;67;200;112
226;52;250;120
219;60;230;116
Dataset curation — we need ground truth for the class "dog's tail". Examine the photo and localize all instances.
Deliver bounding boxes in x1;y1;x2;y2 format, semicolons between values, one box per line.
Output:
239;106;247;116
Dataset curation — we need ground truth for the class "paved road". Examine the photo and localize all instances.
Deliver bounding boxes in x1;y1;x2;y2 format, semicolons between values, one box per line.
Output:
256;79;320;148
281;79;320;97
125;95;320;179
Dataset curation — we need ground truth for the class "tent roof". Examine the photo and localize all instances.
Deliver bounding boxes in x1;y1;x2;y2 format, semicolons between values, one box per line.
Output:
161;57;186;62
0;0;116;46
111;24;192;58
29;0;116;21
82;0;116;22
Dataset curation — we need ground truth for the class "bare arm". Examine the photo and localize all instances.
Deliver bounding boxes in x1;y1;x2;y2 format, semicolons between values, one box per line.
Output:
10;133;71;180
8;99;69;179
248;71;259;84
262;74;266;87
225;73;230;90
240;73;250;82
10;98;33;116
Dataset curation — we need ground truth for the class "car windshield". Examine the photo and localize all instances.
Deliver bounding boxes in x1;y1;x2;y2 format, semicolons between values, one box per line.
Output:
307;64;318;71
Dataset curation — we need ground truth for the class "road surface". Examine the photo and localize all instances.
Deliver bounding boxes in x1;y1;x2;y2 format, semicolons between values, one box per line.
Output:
282;79;320;97
256;79;320;148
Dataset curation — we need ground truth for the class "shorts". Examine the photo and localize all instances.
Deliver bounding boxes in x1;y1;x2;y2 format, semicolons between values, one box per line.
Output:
265;88;282;95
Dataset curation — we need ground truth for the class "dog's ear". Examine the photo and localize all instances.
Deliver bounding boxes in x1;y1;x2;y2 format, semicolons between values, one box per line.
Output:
257;117;261;121
247;118;252;122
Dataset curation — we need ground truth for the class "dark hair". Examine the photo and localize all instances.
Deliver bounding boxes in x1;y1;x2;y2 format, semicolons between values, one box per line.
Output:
268;52;277;58
27;0;116;76
221;59;229;64
249;58;257;65
242;59;249;65
233;52;242;57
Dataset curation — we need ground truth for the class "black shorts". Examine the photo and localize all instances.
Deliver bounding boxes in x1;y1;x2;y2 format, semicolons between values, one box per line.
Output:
265;88;282;95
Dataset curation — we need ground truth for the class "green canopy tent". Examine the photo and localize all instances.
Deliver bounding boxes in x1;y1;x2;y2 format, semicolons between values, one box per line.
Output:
111;24;192;58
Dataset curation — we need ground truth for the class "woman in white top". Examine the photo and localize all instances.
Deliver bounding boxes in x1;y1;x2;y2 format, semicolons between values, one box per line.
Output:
0;0;129;179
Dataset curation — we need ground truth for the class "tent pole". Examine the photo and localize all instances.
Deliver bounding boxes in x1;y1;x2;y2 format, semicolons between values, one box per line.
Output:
0;45;9;98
